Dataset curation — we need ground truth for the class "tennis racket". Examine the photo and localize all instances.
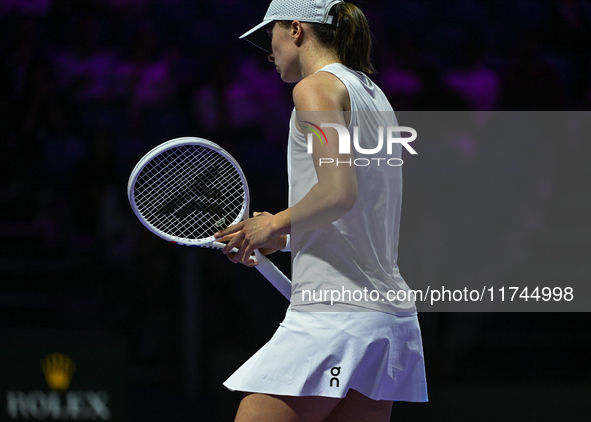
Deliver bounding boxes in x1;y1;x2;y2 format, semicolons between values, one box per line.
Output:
127;137;291;299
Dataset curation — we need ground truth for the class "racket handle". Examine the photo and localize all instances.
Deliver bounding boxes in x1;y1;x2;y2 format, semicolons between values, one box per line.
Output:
210;242;291;300
253;250;292;300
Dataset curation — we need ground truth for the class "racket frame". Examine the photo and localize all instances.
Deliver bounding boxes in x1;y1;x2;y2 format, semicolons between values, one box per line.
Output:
127;137;250;247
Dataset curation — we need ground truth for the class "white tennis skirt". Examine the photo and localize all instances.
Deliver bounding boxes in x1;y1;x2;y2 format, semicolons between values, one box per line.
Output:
223;308;428;402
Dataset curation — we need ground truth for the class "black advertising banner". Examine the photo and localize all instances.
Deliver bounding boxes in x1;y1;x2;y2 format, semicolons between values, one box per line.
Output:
0;333;125;421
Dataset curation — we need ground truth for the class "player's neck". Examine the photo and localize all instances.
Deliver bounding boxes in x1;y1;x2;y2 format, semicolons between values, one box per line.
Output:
299;47;341;79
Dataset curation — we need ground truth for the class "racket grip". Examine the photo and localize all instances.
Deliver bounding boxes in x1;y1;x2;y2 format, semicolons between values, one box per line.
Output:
253;250;292;300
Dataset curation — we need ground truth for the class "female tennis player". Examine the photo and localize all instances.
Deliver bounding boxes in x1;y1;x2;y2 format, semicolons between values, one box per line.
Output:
214;1;427;421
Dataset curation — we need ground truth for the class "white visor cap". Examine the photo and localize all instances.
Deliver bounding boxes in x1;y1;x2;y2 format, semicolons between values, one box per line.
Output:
239;0;344;52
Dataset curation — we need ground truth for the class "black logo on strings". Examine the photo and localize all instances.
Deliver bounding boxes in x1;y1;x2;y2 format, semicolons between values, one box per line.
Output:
158;163;222;219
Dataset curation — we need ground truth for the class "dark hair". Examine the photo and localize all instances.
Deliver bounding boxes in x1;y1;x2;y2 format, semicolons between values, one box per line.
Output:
278;3;376;75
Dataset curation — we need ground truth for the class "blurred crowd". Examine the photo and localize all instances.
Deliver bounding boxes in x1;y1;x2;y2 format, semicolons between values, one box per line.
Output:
1;0;590;406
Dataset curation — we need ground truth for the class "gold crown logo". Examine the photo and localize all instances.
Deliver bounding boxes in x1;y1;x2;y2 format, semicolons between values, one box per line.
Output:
40;353;76;391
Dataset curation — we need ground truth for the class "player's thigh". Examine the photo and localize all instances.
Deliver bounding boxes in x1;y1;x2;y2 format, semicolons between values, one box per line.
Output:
235;392;341;422
323;388;393;422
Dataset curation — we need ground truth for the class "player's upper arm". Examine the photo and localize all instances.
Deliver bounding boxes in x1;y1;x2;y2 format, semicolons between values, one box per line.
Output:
292;71;350;115
292;73;357;211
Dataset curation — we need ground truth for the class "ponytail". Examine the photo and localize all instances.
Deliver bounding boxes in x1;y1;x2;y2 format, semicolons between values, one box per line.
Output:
330;3;376;75
277;3;376;75
312;3;376;75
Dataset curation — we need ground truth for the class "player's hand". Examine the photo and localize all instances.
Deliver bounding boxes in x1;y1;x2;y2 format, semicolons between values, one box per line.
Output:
214;212;282;265
214;232;258;267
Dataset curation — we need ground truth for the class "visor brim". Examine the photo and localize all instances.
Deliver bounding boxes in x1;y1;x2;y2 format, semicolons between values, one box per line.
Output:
239;20;272;52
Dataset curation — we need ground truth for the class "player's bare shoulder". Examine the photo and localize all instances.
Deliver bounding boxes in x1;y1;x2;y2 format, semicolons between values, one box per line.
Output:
293;70;350;112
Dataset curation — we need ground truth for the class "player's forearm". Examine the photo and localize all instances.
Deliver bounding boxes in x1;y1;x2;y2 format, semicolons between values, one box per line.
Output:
271;181;357;236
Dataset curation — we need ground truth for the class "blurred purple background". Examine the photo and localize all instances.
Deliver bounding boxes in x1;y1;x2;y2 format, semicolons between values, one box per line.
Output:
1;0;590;421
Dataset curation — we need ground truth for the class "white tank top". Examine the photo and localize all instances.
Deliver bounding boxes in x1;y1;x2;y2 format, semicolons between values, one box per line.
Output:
288;63;416;313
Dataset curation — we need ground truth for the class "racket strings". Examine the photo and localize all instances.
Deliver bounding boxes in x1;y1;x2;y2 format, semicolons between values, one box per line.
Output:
139;149;241;238
133;145;245;240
